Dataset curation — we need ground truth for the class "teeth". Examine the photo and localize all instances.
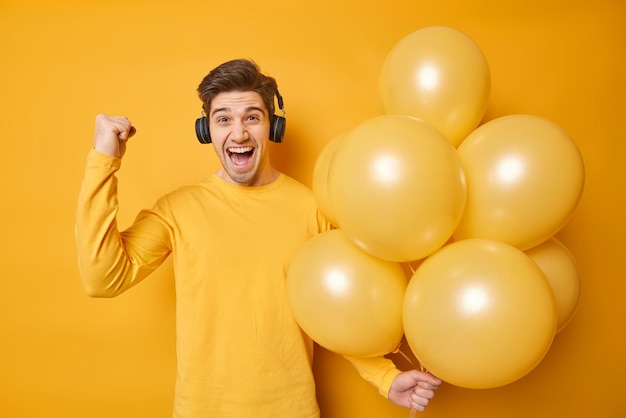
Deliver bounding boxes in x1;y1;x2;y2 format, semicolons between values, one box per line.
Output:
228;147;253;153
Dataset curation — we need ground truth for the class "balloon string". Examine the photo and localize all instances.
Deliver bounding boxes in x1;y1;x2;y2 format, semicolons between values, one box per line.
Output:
392;341;427;371
402;265;418;417
394;344;416;367
408;262;416;275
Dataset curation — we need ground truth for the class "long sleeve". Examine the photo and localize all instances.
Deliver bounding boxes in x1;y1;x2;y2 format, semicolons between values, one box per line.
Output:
75;149;172;297
343;355;402;399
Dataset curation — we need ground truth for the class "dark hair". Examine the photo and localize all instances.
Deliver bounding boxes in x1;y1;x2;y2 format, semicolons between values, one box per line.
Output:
197;59;278;117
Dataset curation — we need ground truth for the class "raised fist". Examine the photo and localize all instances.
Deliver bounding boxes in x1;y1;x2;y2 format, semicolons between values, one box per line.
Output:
93;114;136;158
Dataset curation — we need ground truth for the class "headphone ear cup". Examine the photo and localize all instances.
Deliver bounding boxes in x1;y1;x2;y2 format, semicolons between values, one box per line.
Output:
195;116;211;144
270;115;286;143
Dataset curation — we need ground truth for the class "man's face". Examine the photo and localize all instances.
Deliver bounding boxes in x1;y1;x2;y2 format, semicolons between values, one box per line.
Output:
208;91;276;186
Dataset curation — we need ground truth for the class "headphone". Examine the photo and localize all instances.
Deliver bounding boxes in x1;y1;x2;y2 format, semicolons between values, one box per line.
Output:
195;91;286;144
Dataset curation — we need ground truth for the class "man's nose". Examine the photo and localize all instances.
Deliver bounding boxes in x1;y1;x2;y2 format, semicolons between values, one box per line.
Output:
230;121;248;141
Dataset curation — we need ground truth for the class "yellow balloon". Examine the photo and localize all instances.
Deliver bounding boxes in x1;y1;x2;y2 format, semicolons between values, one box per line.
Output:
379;26;491;146
312;135;344;227
328;115;466;262
526;237;581;333
403;239;556;389
454;115;585;250
286;229;407;358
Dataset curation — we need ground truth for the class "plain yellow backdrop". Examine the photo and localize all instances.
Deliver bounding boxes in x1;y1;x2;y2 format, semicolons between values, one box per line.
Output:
1;0;624;417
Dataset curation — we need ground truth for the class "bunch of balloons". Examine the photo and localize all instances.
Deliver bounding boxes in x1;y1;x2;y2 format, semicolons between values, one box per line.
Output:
287;26;584;389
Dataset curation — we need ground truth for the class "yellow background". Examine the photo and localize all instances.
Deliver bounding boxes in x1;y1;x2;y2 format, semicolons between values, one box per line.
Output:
1;0;624;416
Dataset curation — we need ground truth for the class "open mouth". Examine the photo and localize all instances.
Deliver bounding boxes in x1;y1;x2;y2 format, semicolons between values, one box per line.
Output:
227;146;254;167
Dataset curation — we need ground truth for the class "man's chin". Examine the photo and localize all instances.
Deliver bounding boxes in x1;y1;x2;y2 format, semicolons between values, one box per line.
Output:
224;168;256;186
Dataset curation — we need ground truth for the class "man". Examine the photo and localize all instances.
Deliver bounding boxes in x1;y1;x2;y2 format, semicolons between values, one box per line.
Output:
75;58;440;417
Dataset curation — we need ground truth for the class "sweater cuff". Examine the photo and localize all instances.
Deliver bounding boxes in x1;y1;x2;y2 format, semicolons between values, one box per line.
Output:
87;148;122;171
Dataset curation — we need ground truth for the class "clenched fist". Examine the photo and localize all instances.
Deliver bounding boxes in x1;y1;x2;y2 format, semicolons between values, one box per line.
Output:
93;114;137;158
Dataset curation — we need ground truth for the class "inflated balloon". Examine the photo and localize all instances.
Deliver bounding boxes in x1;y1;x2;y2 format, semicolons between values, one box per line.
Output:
403;239;557;389
327;114;466;262
454;115;585;250
286;229;407;358
379;26;491;146
312;135;344;227
526;237;581;333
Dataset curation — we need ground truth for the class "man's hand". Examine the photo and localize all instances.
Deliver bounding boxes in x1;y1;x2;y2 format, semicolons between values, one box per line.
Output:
93;114;137;158
388;370;442;412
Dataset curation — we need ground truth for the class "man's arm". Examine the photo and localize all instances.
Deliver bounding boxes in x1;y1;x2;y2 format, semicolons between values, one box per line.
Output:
344;356;441;412
75;115;171;297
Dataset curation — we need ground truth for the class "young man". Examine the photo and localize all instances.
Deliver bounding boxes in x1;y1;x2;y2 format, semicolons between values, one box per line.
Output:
75;59;440;417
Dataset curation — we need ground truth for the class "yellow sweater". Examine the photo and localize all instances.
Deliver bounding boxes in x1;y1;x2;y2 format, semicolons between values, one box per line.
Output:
76;149;400;418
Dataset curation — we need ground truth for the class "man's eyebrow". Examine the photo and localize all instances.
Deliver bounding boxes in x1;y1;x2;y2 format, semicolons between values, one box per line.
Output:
211;106;266;117
211;107;228;117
